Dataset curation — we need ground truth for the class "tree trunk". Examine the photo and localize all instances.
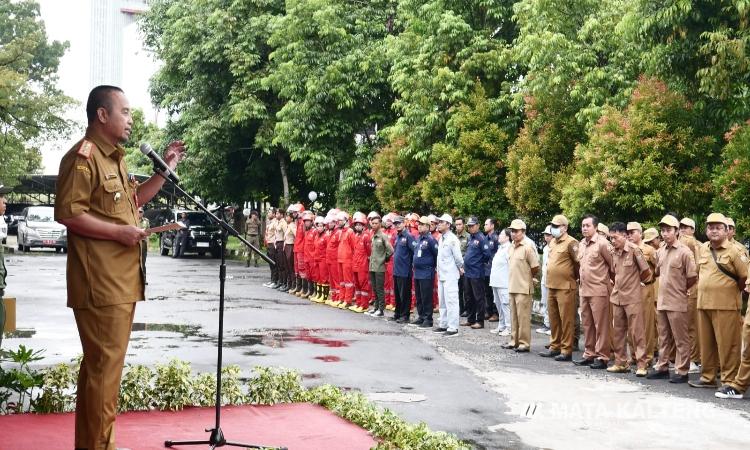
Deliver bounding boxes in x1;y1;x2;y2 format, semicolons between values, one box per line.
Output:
278;151;290;207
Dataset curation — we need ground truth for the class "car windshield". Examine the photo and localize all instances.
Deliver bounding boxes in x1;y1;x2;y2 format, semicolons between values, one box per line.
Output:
179;212;211;227
27;208;54;222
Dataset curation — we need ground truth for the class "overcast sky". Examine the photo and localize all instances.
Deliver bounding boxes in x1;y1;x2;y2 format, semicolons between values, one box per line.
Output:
37;0;160;173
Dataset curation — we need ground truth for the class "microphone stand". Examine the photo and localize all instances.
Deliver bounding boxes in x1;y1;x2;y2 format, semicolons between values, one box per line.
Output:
153;169;285;450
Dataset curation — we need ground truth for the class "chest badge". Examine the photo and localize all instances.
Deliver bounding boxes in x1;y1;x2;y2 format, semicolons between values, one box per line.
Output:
114;192;122;202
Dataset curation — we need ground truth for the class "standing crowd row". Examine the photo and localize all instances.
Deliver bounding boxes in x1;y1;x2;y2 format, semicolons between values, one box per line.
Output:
252;206;750;401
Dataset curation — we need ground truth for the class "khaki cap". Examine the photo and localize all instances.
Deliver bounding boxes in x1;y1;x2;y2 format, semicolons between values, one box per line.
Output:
510;219;527;230
658;215;680;228
679;217;696;228
550;214;569;226
597;223;609;234
706;213;728;225
418;216;431;225
643;228;659;243
726;217;736;227
437;213;453;225
626;222;642;232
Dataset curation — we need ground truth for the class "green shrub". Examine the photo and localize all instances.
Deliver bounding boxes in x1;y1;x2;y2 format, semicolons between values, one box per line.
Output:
118;364;156;412
153;359;194;411
33;362;76;413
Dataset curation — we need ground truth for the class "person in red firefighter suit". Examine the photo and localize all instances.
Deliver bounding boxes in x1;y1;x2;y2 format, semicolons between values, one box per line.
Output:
383;213;397;311
351;212;372;313
298;211;316;299
429;214;441;311
337;211;356;309
309;215;329;302
289;203;306;295
325;209;342;305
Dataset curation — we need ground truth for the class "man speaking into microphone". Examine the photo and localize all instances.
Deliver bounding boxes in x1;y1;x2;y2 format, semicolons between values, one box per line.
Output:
55;85;185;450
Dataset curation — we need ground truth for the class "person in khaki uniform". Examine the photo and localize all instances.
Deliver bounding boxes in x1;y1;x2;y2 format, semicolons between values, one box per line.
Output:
716;291;750;399
627;222;658;365
726;217;749;258
55;86;185;450
607;222;652;376
539;214;579;361
245;210;261;267
679;217;702;370
501;219;539;352
689;213;747;389
274;209;288;291
574;215;614;369
647;215;697;383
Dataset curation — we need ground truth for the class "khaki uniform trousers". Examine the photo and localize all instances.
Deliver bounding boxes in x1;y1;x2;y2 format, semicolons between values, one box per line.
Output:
698;309;741;384
580;296;611;361
688;290;700;364
547;288;577;355
728;309;750;393
509;293;532;349
655;309;690;375
74;302;136;450
613;303;647;369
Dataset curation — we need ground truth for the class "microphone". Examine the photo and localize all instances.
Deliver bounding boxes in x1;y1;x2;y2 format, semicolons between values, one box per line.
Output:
140;143;180;184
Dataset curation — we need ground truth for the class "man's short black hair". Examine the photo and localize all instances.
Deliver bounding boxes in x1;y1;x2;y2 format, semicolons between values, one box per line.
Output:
455;216;464;224
610;222;627;234
86;85;124;124
582;214;599;227
485;217;497;227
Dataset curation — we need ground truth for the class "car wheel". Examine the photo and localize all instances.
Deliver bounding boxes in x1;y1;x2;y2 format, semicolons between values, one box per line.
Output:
198;250;206;257
160;236;169;256
55;247;62;254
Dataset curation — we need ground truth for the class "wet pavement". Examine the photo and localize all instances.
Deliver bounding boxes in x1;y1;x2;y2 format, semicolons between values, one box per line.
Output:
3;244;749;449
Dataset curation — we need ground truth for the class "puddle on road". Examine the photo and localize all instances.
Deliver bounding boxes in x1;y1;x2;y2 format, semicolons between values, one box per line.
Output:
224;328;352;350
3;328;36;338
131;322;202;338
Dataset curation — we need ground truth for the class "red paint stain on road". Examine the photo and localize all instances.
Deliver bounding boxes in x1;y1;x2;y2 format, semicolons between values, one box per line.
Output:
294;330;349;348
314;355;341;362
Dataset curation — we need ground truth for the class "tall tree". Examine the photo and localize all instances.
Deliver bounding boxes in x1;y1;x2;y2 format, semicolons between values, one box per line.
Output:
265;0;397;197
141;0;299;206
0;0;73;186
560;77;715;224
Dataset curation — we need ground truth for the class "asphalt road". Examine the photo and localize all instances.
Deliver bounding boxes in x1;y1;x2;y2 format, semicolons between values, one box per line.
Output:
2;244;749;449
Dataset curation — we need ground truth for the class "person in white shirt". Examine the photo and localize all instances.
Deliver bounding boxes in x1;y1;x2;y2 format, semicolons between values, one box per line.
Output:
536;226;553;335
489;228;512;336
434;214;464;336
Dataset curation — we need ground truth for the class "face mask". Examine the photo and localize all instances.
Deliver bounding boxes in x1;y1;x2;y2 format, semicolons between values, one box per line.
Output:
550;227;562;238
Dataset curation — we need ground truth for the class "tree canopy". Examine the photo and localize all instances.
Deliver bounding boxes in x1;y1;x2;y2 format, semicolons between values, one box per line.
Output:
0;0;73;186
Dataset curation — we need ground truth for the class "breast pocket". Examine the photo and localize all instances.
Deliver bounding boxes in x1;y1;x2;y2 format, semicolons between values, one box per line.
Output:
102;179;127;214
669;258;683;270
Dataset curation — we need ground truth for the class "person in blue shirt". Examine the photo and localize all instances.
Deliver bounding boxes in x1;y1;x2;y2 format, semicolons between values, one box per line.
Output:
391;215;416;323
463;216;491;328
411;216;438;327
483;218;500;322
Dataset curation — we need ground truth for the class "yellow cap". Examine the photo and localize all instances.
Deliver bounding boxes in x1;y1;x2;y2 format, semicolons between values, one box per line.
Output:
597;223;609;234
550;214;569;226
679;217;696;229
643;228;659;243
706;213;728;225
726;217;736;227
626;222;642;232
509;219;527;230
658;215;680;228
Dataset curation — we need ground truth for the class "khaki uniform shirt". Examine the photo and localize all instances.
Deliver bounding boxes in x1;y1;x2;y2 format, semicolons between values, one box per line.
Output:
655;240;697;312
457;231;470;255
697;240;748;310
508;240;539;295
611;242;650;306
639;242;657;301
274;218;287;243
265;217;276;244
54;129;143;309
369;230;394;272
578;233;613;297
545;234;579;290
729;238;749;259
283;220;296;244
246;216;260;236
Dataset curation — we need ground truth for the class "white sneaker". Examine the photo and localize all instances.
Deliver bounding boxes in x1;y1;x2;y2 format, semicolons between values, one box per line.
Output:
544;328;551;336
689;362;701;374
490;327;501;334
499;329;511;337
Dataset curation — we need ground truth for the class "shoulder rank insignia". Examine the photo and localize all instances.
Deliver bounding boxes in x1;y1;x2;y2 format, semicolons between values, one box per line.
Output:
77;140;94;159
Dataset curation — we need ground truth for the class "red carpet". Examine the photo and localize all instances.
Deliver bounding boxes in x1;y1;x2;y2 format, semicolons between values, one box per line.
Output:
0;403;377;450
